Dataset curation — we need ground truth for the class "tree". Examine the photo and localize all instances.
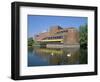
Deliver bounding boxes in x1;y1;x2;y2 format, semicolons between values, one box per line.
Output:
28;37;34;46
79;24;87;48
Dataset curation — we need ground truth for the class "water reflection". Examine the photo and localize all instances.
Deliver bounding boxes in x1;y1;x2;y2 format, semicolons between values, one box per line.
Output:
28;47;87;66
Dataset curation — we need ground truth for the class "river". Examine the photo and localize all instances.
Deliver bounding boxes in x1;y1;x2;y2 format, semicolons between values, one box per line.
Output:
28;47;87;66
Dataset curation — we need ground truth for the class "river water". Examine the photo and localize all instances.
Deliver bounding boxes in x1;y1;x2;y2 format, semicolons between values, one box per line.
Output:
28;47;87;66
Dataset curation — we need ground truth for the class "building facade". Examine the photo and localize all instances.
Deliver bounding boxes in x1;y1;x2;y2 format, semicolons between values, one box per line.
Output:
34;26;80;47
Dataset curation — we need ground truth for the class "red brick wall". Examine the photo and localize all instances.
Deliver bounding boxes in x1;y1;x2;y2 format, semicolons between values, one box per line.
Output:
64;28;79;44
49;26;62;36
34;32;49;41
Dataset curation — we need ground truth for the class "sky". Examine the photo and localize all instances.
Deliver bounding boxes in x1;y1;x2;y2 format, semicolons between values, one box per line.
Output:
28;15;87;37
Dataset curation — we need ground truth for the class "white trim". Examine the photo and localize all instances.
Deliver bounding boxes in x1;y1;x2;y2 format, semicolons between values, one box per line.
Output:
20;6;95;76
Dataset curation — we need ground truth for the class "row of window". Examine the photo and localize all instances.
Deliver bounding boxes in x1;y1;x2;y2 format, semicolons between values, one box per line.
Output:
46;36;64;40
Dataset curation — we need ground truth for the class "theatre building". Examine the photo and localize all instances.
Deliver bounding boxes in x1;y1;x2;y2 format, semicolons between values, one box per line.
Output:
34;26;80;48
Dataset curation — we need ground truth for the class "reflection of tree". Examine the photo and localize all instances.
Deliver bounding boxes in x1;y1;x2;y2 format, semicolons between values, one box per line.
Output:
79;49;87;64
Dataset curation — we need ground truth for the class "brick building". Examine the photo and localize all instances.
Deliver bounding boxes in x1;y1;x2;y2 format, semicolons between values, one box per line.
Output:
34;26;79;47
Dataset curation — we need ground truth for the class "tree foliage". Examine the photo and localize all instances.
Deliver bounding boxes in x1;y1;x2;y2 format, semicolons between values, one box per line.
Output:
28;37;34;46
79;24;87;48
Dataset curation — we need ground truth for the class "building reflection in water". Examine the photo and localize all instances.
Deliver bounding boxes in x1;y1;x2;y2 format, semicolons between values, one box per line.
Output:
29;47;81;66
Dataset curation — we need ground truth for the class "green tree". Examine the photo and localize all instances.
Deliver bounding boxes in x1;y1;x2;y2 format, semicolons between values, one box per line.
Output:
28;37;34;46
79;24;87;48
